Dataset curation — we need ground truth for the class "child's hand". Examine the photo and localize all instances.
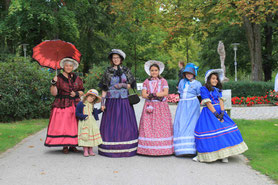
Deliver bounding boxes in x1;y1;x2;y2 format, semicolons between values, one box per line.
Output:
218;118;224;123
101;106;106;112
156;92;164;97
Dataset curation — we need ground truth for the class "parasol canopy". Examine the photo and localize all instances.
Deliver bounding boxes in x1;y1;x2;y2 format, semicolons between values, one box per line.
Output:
32;40;81;70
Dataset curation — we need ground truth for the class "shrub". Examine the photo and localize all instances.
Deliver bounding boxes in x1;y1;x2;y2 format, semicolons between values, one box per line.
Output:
167;79;179;94
83;62;109;92
0;57;53;122
223;81;274;97
168;79;274;97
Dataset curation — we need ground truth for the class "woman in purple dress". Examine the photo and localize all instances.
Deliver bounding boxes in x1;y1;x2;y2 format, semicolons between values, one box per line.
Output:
98;49;138;157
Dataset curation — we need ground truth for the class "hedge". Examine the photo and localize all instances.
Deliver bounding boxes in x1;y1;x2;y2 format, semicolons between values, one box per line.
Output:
0;57;53;122
223;81;274;97
167;79;274;97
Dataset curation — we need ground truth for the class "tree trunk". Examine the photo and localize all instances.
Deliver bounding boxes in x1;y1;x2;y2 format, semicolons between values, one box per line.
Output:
5;0;11;10
262;15;273;81
243;16;263;81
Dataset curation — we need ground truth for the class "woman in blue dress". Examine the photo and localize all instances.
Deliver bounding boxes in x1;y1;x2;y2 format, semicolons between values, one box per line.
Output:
194;69;248;162
173;63;202;156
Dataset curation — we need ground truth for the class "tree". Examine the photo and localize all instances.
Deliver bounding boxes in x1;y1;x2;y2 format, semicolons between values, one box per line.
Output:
105;0;202;81
262;13;278;81
159;0;278;81
63;0;114;74
0;0;79;55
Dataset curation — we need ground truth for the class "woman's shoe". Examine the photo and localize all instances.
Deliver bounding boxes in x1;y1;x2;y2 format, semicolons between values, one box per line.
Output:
62;147;69;154
192;156;199;162
221;157;229;163
69;146;79;153
88;147;95;156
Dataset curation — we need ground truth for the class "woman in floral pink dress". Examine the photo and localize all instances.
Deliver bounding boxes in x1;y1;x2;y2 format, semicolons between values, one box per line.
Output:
137;60;174;156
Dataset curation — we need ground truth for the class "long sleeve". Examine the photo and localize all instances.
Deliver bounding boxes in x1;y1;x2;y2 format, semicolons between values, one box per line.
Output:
75;102;88;120
196;81;202;96
200;86;211;104
92;108;103;121
125;67;136;89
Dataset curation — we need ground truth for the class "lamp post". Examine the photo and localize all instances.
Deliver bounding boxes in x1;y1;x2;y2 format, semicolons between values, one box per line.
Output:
21;44;29;59
231;43;240;81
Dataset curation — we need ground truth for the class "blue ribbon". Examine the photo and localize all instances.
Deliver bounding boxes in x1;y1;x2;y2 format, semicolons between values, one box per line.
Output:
193;65;199;76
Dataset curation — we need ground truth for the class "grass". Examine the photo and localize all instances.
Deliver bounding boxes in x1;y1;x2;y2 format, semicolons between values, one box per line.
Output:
235;119;278;183
0;119;48;153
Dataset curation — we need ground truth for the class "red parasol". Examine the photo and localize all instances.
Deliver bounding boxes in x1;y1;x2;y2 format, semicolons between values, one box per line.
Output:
32;40;81;70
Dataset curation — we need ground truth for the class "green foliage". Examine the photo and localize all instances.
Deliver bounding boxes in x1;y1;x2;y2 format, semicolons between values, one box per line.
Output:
223;81;274;97
0;119;48;153
236;119;278;183
198;24;251;78
0;57;53;122
167;79;274;98
65;0;114;74
83;61;109;92
167;79;179;94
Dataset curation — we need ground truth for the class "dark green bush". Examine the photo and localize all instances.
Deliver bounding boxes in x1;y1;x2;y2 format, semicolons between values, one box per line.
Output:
83;62;109;92
167;79;179;94
167;79;274;97
223;81;274;97
0;57;53;122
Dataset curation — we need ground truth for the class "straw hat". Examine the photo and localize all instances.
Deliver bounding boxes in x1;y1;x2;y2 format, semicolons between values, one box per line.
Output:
85;89;101;103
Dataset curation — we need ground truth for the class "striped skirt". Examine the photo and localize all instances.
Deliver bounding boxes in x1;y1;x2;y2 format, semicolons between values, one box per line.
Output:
44;105;78;147
195;104;248;162
98;98;138;157
137;101;174;156
173;97;200;155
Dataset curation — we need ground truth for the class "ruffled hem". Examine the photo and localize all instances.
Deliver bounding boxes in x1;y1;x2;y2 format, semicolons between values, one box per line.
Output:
197;142;248;162
78;138;103;147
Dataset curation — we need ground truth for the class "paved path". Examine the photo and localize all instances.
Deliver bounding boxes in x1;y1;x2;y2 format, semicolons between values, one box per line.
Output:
231;106;278;120
0;99;276;185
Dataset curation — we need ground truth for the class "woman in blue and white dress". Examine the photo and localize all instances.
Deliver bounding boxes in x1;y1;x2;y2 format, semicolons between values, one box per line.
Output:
194;69;248;163
173;63;202;156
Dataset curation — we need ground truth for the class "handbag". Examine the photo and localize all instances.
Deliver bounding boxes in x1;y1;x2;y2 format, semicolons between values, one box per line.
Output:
128;88;140;105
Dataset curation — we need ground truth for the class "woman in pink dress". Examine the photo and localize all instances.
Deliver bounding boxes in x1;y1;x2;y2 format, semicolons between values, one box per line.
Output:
137;60;174;156
44;58;84;154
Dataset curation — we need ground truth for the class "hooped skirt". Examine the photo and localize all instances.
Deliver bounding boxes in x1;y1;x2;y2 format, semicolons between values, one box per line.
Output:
45;105;78;147
137;101;174;156
195;105;248;162
98;98;138;157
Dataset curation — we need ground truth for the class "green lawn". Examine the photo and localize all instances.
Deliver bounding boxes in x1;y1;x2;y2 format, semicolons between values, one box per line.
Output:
236;119;278;183
0;119;48;153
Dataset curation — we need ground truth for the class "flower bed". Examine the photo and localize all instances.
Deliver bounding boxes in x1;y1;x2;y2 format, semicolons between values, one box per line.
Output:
167;90;278;107
167;94;179;104
232;90;278;106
